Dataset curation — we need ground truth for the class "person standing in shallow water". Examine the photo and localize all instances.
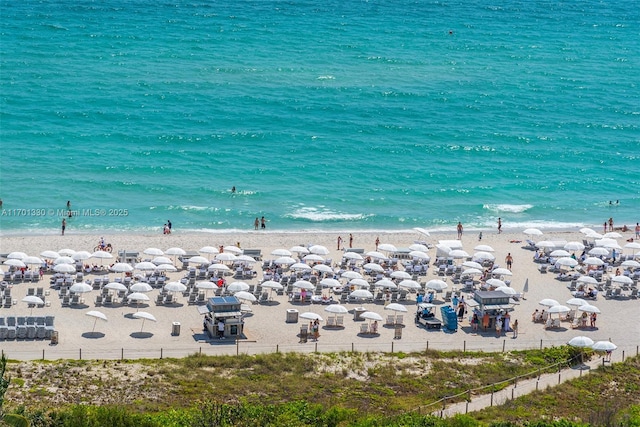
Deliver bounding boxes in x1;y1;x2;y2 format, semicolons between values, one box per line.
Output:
457;222;463;239
61;218;66;235
261;216;266;229
497;217;502;234
254;217;259;230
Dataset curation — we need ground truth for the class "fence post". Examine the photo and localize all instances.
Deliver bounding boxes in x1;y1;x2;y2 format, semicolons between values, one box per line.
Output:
536;381;539;391
490;386;494;406
160;348;163;359
426;340;429;351
315;342;318;353
391;341;394;353
199;347;202;355
558;373;561;384
351;342;354;353
121;348;124;360
236;340;239;356
42;349;45;360
276;344;279;353
622;350;625;362
502;340;506;352
79;348;82;360
463;340;466;352
540;339;543;350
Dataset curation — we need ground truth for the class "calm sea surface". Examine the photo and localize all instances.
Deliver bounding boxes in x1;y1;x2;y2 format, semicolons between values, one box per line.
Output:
1;0;639;235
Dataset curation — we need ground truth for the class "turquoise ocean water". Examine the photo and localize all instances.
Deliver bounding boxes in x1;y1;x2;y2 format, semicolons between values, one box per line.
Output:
1;0;639;235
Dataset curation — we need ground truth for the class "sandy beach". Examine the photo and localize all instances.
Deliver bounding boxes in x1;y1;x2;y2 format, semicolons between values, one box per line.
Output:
1;228;638;361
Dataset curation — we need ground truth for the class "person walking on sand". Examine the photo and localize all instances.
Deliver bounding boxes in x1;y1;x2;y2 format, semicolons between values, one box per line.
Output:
254;217;259;230
337;236;343;250
497;217;502;234
375;236;380;250
349;233;353;248
457;222;463;239
609;217;614;232
61;218;66;236
505;253;513;270
512;319;518;338
636;223;640;239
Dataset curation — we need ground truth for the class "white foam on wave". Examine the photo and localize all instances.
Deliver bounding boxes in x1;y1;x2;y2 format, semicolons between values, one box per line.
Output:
285;207;373;222
167;205;220;212
317;75;335;80
483;204;533;214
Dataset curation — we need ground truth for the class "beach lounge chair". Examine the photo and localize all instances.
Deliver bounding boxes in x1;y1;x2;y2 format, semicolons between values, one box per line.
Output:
326;317;336;328
299;325;308;343
187;293;197;305
164;294;174;305
360;323;369;334
395;315;404;326
45;316;55;339
94;295;103;306
61;296;70;307
336;315;344;327
6;317;17;340
386;315;395;326
26;317;37;339
16;317;27;339
0;318;7;340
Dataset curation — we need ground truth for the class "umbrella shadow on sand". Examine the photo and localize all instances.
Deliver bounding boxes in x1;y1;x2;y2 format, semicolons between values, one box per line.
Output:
130;331;154;339
81;332;105;339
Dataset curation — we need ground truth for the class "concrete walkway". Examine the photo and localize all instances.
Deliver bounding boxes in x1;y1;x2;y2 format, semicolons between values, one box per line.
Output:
432;355;610;417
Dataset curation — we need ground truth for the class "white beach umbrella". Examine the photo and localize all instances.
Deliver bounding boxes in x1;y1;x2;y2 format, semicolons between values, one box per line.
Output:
341;271;363;280
390;271;412;280
398;279;421;290
363;263;384;273
413;227;431;237
135;262;157;271
474;244;495;252
289;246;310;255
588;247;609;256
85;310;108;335
547;305;570;315
523;228;543;237
568;336;594;348
290;262;312;271
151;256;173;266
449;249;470;259
104;282;127;292
164;282;187;293
315;278;339;289
584;257;605;266
603;232;622;239
236;255;257;263
143;247;164;256
261;280;284;290
550;249;571;257
566;298;587;307
621;260;640;268
91;251;113;260
473;251;495;261
485;278;506;288
426;279;448;292
309;245;329;255
409;243;429;252
165;247;186;256
53;263;75;273
624;242;640;254
199;246;219;259
40;250;60;259
342;252;364;261
408;251;430;261
155;264;177;272
196;281;217;291
293;280;315;290
377;243;397;253
577;304;601;314
274;256;296;265
492;267;513;276
70;283;92;294
22;295;44;315
188;256;210;265
539;298;559;307
4;259;26;268
324;304;348;314
611;275;633;285
303;254;325;263
366;251;388;260
72;251;92;261
435;244;452;254
349;278;370;288
495;286;517;295
57;248;76;257
127;292;151;302
129;283;153;293
604;242;622;250
349;289;373;299
586;232;603;239
580;227;596;235
7;252;27;260
132;311;156;332
208;263;230;272
233;291;256;302
223;246;243;255
374;279;397;289
462;268;483;276
384;303;408;313
555;257;578;268
312;264;334;274
564;242;585;251
22;256;43;267
576;276;598;285
361;311;383;322
300;312;323;321
271;248;292;257
462;261;483;269
227;282;250;293
111;263;134;273
53;256;75;265
215;253;237;262
592;341;617;352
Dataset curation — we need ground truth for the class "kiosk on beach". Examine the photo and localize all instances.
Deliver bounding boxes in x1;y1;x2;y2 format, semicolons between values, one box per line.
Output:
199;296;245;339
